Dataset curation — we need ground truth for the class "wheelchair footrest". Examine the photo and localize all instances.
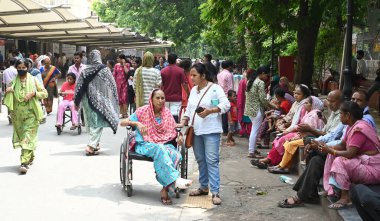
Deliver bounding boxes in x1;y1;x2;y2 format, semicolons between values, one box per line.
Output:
128;151;153;162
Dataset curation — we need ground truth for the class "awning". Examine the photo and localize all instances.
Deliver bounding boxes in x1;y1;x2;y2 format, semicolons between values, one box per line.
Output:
0;0;173;49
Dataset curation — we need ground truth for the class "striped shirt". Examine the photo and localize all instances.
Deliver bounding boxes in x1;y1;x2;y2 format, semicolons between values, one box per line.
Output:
133;67;162;105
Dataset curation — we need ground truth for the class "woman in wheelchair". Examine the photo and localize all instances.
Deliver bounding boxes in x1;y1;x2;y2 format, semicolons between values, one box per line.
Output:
120;89;192;205
56;72;78;130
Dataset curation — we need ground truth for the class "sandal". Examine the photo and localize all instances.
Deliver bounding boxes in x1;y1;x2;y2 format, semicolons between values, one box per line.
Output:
328;202;352;210
160;197;173;205
268;166;289;174
250;159;260;166
278;196;305;208
189;188;209;196
212;194;222;205
256;161;268;169
85;146;99;156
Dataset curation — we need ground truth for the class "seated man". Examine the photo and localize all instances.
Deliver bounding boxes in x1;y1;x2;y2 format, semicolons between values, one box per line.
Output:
120;89;192;205
56;73;78;130
351;184;380;221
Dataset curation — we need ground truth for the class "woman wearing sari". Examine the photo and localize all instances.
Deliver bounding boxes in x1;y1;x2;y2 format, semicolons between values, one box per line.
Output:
266;96;325;173
74;50;119;156
4;59;48;174
237;69;253;137
319;101;380;209
120;89;192;205
253;85;320;167
40;57;60;114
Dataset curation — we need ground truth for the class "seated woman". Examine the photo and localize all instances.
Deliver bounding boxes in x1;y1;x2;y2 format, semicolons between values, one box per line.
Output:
56;72;78;130
267;96;325;173
120;89;192;205
319;101;380;209
253;88;324;168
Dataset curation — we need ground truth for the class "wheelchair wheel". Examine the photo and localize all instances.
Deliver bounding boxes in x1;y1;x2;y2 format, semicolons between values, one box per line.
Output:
77;125;82;135
180;144;188;179
119;140;126;189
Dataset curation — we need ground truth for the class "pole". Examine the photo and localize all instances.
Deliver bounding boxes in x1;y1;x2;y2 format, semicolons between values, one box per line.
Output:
343;0;353;100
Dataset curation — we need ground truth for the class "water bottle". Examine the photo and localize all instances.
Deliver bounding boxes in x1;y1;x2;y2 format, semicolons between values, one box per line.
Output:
211;89;219;106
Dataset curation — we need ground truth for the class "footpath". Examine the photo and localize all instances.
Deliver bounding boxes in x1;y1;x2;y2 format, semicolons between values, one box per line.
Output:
204;135;326;221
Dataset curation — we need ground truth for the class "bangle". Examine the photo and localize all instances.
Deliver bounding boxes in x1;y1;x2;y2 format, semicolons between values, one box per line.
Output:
333;150;337;156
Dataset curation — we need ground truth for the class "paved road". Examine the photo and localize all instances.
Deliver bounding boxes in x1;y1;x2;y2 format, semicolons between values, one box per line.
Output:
0;101;208;221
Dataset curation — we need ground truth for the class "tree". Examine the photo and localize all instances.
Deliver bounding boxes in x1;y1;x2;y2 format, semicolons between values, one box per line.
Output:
92;0;205;52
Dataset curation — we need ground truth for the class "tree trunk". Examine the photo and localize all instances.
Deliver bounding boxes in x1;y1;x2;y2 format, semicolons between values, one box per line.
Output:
294;0;327;88
295;24;320;86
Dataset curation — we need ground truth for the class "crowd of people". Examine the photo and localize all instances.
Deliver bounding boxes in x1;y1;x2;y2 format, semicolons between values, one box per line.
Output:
2;49;380;218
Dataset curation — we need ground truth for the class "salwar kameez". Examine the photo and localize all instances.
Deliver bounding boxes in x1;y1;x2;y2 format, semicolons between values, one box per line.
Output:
130;113;181;187
4;73;47;165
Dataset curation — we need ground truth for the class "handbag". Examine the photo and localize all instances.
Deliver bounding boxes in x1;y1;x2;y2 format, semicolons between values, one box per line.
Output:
185;83;213;148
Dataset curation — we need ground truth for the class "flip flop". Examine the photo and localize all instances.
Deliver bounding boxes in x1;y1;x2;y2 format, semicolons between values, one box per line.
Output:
160;197;173;205
328;202;352;210
278;196;305;208
85;146;99;156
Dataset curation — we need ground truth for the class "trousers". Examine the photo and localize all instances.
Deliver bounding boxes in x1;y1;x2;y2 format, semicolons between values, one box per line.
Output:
293;154;326;202
57;100;78;126
351;184;380;221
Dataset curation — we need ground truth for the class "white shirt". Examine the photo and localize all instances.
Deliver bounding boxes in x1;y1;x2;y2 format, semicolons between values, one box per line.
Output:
2;66;17;85
184;83;230;135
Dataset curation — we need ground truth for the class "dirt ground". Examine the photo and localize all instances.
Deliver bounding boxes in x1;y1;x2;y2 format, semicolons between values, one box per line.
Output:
206;135;329;221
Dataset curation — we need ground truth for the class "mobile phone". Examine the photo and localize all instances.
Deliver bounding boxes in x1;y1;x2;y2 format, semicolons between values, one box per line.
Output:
196;107;205;113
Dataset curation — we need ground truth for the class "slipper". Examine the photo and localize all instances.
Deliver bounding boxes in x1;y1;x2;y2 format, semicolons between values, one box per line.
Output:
328;202;352;210
189;188;209;196
256;162;268;169
160;197;173;205
85;146;99;156
278;196;305;208
250;159;260;166
268;166;289;174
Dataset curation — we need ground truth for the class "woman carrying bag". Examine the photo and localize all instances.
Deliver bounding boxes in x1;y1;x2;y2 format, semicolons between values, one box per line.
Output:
179;63;230;205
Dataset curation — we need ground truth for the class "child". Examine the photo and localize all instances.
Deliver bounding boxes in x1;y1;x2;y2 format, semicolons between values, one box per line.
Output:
226;90;240;146
266;88;292;132
56;72;78;130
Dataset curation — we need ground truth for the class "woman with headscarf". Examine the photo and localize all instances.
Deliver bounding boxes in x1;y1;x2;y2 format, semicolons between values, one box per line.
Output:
4;59;48;173
74;50;119;156
133;51;162;108
120;89;192;205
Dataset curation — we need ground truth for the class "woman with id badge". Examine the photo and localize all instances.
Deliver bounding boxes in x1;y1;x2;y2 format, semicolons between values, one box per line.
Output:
179;63;230;205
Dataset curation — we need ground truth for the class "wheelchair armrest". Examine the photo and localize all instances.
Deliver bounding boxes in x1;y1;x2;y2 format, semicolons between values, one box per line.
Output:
126;125;136;131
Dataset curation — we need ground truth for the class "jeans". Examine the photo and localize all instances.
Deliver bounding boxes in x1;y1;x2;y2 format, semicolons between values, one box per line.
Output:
248;110;264;153
193;133;221;194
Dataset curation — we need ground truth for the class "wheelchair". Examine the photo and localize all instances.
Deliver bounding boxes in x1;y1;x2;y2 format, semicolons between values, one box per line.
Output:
56;97;82;135
119;126;188;197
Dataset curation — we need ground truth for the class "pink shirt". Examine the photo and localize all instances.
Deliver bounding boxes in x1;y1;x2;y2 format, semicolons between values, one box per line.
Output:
217;69;233;95
68;64;85;81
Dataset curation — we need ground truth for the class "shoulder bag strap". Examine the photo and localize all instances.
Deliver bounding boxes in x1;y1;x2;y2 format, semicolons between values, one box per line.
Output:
190;83;213;126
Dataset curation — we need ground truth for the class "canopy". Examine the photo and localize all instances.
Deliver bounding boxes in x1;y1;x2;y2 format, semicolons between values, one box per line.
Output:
0;0;172;48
